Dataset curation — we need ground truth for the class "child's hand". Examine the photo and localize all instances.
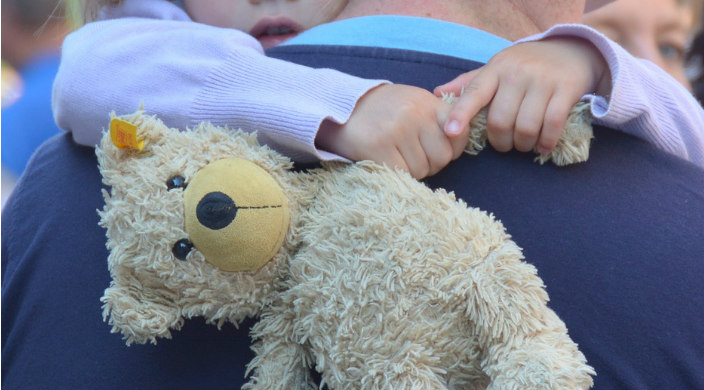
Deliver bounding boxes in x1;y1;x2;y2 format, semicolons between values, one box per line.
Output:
316;84;469;179
434;37;610;154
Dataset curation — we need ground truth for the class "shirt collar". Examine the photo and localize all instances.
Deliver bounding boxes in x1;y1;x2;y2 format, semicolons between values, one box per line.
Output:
282;15;511;63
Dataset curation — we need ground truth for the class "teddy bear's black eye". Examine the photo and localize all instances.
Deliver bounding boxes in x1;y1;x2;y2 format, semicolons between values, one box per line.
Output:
166;175;187;190
172;239;194;261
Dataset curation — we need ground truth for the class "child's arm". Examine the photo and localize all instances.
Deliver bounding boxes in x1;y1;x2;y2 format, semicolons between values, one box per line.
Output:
53;0;460;177
435;24;704;167
52;5;377;163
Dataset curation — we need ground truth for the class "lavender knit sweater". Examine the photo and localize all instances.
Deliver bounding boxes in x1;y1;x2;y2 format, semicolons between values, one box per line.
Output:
52;0;704;166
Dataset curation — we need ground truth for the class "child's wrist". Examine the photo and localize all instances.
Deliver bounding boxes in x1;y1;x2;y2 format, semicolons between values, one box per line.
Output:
595;67;612;99
577;37;612;98
315;120;341;153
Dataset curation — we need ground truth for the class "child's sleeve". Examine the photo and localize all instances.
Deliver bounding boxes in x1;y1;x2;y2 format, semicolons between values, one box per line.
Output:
517;24;704;168
52;7;386;163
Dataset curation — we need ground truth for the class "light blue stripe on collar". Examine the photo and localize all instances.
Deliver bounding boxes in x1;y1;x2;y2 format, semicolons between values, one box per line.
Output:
281;15;511;63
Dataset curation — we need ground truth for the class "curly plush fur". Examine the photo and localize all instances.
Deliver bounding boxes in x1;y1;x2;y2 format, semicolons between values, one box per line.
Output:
97;109;595;390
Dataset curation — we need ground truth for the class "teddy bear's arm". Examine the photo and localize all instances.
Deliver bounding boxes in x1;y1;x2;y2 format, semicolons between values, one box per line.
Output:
248;324;452;390
244;312;317;390
447;246;595;390
459;101;593;166
101;275;183;345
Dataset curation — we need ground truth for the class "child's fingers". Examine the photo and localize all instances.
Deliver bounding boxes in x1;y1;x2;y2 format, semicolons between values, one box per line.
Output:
539;92;575;153
433;69;481;97
435;101;470;160
513;85;551;152
420;129;454;176
486;80;525;153
383;147;412;176
398;140;431;179
443;70;497;138
448;124;471;159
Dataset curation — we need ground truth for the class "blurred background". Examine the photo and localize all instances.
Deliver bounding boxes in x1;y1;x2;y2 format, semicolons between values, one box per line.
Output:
0;0;703;206
2;0;69;206
584;0;703;95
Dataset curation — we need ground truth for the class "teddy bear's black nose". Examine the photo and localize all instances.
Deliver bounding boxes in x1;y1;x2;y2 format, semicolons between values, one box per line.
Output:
196;191;238;230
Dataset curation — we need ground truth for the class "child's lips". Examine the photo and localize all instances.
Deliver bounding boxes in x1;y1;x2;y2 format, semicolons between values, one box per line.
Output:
250;17;303;49
258;32;299;49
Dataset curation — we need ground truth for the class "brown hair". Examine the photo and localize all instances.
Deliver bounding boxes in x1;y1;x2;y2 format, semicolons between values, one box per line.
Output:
2;0;65;28
685;0;704;31
64;0;120;26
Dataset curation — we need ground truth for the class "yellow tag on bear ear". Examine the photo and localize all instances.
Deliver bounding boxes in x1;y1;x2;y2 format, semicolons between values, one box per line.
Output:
110;118;144;150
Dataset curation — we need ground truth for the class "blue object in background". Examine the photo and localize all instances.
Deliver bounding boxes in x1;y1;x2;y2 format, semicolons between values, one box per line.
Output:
2;53;62;177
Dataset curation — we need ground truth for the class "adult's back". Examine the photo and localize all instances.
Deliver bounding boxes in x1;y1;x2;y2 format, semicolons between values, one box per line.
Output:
3;15;704;390
268;43;704;389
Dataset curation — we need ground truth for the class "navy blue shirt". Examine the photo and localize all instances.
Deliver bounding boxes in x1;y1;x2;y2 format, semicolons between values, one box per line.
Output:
3;19;704;390
2;53;63;177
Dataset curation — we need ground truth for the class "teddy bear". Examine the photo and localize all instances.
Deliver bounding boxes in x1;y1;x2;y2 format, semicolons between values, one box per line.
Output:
97;105;595;390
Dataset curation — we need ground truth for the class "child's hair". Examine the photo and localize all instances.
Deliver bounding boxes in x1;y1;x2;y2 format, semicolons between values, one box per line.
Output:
64;0;120;26
690;0;704;32
4;0;65;28
688;29;704;103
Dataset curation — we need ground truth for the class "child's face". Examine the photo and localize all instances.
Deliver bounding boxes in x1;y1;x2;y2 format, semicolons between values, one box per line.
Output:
183;0;349;49
584;0;697;89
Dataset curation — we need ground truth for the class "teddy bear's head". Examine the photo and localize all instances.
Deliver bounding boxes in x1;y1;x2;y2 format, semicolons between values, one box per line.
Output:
97;110;297;344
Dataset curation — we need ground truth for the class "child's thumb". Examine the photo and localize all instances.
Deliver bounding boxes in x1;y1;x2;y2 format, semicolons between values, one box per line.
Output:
433;69;480;97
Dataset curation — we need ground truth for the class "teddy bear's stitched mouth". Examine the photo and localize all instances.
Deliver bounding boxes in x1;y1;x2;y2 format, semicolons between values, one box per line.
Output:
197;191;283;231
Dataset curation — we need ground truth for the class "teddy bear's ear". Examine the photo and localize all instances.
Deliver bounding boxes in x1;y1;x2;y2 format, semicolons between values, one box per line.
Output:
97;108;170;167
101;272;183;345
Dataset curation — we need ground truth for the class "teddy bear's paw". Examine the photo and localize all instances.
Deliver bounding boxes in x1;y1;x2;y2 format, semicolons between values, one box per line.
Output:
534;102;593;166
242;376;316;390
486;347;595;390
101;285;183;345
443;89;593;166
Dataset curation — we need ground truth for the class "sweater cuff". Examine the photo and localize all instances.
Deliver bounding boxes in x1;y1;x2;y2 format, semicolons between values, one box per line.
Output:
515;23;624;120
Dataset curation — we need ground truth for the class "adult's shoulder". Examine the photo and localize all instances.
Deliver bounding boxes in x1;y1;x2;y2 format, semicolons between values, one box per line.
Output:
271;43;704;388
1;134;255;389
